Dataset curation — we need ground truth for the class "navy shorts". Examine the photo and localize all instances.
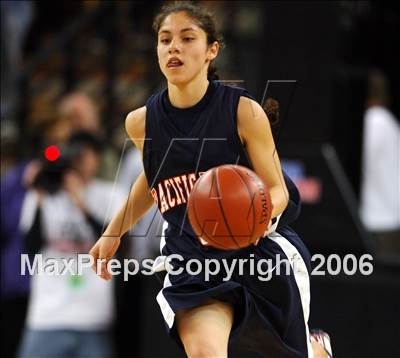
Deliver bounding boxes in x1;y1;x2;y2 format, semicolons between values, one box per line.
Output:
155;226;313;358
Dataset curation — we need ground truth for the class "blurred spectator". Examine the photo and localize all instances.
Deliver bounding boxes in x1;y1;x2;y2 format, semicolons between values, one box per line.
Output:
57;91;120;181
31;112;72;146
1;1;34;178
58;92;100;134
360;69;400;259
1;116;71;358
17;131;125;358
1;1;34;123
1;162;31;358
1;122;18;177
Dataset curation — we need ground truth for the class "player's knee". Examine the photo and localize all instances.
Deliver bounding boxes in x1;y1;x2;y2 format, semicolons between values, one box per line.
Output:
183;336;226;357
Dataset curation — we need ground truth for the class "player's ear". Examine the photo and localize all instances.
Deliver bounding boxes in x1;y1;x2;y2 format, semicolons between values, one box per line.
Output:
207;41;219;61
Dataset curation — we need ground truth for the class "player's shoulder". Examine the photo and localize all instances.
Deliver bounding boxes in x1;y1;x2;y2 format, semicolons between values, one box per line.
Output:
125;106;146;143
125;87;167;134
236;96;271;143
237;96;264;120
216;81;255;100
126;106;146;128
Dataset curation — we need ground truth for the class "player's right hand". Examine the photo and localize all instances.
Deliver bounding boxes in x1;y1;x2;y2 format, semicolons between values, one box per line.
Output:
89;236;121;280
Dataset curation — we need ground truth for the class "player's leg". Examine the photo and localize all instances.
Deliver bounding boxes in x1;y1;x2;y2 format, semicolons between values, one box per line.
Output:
176;299;233;358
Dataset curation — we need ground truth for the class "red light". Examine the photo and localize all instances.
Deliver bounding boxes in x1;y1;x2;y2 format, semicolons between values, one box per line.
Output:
44;145;61;161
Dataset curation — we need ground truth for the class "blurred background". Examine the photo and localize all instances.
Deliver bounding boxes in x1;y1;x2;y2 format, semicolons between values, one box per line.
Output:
1;1;399;357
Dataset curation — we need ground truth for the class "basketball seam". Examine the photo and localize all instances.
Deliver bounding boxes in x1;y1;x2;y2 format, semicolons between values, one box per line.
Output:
191;171;226;250
214;167;242;249
230;166;257;245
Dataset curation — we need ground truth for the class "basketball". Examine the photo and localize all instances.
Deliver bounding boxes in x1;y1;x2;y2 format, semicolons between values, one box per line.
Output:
188;165;273;250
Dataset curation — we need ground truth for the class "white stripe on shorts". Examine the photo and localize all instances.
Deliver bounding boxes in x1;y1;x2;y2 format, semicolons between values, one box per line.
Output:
155;224;314;356
268;232;314;358
159;221;168;253
156;221;176;328
156;273;175;328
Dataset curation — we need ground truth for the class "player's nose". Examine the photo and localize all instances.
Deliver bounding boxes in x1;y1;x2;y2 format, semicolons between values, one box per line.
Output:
168;39;180;54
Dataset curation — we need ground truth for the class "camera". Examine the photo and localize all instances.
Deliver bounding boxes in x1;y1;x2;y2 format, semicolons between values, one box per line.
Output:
31;131;103;194
32;145;78;194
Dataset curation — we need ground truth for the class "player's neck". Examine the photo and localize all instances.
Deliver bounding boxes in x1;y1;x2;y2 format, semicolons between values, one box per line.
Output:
168;76;209;109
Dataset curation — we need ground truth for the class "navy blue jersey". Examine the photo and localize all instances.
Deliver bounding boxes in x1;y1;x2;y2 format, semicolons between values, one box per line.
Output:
143;81;312;357
143;80;300;258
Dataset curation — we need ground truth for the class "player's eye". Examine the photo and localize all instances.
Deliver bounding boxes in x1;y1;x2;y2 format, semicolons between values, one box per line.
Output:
160;38;171;44
183;37;195;42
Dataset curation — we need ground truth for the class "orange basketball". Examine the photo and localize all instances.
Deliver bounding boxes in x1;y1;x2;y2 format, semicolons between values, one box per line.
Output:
187;165;273;250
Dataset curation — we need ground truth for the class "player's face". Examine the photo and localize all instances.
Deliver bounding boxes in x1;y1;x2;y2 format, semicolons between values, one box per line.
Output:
157;11;218;85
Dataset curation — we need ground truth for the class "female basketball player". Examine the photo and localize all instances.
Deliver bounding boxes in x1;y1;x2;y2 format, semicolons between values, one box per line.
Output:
90;2;331;357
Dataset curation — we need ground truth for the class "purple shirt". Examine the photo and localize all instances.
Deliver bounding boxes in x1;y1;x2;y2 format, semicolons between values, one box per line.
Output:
1;163;30;298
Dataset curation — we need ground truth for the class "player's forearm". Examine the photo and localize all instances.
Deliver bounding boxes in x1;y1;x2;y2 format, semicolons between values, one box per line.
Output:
269;185;289;219
102;172;154;238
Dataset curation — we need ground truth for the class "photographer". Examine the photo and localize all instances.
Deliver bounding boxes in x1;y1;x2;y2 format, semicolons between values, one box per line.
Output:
1;116;72;358
18;131;125;358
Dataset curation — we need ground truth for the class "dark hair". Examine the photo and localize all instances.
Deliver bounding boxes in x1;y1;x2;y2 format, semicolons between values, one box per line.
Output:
68;130;103;154
153;2;279;124
263;98;280;125
153;1;224;81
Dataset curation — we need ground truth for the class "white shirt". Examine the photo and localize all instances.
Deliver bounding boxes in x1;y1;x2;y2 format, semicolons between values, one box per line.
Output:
360;106;400;231
20;179;125;330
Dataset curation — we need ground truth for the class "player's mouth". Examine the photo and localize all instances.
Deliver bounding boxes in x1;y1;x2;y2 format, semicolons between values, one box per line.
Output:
167;57;184;68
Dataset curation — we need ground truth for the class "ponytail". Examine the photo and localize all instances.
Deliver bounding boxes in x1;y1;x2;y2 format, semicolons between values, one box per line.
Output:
263;97;280;125
207;64;219;81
